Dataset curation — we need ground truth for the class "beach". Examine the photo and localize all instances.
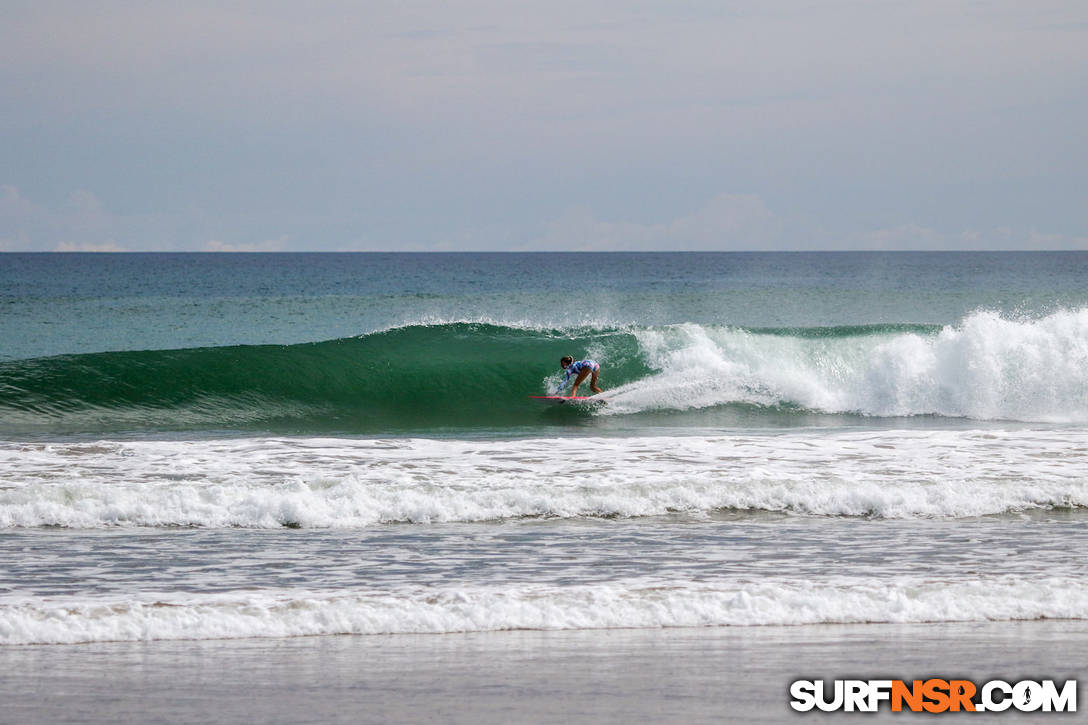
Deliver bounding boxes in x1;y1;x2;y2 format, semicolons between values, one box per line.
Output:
3;622;1085;723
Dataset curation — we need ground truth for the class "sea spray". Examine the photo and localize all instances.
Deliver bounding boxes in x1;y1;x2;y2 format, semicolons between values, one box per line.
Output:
610;309;1088;422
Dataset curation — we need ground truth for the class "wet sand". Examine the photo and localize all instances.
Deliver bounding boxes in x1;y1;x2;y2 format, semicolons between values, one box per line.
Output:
2;621;1084;724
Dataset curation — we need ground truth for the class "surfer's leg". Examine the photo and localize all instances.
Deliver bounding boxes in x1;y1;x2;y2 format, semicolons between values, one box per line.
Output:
590;369;602;394
570;368;591;396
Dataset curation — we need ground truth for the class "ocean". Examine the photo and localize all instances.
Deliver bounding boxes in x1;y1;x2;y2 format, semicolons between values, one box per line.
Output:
2;252;1087;722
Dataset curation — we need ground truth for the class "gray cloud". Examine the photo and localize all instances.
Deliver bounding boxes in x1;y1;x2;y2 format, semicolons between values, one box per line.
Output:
532;194;783;251
2;1;1086;251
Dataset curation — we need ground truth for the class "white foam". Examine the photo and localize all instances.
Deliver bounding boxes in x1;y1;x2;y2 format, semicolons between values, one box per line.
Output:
2;429;1087;528
3;576;1085;645
607;309;1088;423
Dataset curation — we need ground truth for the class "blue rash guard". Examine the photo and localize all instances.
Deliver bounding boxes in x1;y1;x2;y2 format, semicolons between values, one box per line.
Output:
556;359;600;394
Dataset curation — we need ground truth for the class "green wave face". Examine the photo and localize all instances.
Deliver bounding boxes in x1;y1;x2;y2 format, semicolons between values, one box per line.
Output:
0;324;654;434
4;312;1085;433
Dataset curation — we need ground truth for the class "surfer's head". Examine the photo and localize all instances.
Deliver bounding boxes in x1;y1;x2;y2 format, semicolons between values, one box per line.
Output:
560;356;573;369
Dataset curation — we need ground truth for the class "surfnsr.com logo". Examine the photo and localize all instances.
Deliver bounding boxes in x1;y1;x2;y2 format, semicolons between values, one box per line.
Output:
790;679;1077;713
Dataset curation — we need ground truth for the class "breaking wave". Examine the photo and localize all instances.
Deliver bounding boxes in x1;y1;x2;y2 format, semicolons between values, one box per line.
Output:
3;577;1086;645
1;309;1086;434
3;431;1087;528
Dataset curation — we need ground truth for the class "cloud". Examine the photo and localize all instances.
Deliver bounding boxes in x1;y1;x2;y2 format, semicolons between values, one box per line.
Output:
858;224;1088;251
0;184;233;251
5;183;1085;252
204;237;289;252
526;193;1088;252
0;186;33;250
0;185;131;251
1;185;298;252
0;184;35;215
533;193;784;251
53;241;127;252
3;3;1085;252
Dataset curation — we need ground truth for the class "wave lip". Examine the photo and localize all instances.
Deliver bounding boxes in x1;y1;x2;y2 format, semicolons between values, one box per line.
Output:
3;577;1086;645
3;431;1087;528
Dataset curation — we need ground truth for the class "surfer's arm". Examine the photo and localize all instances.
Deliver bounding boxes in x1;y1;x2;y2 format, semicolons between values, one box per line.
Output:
554;367;574;394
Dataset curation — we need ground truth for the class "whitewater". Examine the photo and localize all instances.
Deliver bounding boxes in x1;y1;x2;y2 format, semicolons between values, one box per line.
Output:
2;429;1087;528
3;252;1088;653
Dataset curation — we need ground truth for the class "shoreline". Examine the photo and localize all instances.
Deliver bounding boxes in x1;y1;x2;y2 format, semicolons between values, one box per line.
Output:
4;620;1084;723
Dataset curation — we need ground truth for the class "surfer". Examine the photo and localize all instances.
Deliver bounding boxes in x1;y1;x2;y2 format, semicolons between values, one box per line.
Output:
557;356;603;397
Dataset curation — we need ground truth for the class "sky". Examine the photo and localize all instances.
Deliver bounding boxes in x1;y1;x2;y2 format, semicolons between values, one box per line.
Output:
1;0;1086;251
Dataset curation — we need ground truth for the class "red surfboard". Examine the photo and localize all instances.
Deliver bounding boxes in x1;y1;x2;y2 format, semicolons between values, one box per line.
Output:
529;395;605;405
